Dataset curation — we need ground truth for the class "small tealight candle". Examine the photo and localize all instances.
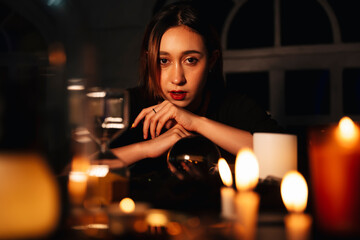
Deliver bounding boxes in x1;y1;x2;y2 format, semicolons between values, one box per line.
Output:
68;155;90;206
119;197;136;213
218;158;236;220
107;198;149;236
68;171;88;205
281;171;312;240
234;149;260;240
146;209;169;236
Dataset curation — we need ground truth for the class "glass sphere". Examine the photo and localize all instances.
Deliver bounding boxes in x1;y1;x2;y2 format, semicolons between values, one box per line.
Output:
167;135;221;179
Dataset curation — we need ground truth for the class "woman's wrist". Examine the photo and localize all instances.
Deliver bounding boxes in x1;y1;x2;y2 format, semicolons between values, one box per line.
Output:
192;116;208;135
135;141;150;159
111;141;149;166
186;112;204;133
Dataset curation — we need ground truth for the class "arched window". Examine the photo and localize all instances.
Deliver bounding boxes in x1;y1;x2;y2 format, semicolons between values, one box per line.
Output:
222;0;360;128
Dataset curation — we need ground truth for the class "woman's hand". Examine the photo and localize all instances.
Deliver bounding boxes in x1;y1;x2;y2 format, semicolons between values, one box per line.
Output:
98;124;191;169
143;124;192;159
132;100;198;139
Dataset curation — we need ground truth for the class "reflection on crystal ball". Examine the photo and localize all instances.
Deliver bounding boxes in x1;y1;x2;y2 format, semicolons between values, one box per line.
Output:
167;135;221;179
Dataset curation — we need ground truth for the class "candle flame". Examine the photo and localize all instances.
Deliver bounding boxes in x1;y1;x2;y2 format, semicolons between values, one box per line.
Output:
71;155;90;173
218;158;233;187
119;198;135;213
235;148;259;191
281;171;308;213
336;116;359;147
146;210;168;226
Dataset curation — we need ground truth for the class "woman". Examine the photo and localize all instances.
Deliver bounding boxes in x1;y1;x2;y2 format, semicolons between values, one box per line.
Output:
109;1;282;176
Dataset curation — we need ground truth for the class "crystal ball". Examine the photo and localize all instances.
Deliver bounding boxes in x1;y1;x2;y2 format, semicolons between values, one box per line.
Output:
167;135;221;179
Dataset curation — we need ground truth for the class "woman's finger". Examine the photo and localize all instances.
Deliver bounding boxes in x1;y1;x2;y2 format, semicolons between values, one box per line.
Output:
132;108;150;128
149;109;162;139
147;104;166;139
133;102;163;128
154;105;174;137
142;109;154;139
170;124;192;138
165;119;176;130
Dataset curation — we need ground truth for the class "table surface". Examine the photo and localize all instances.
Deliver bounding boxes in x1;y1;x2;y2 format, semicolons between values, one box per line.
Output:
50;174;291;240
51;171;359;240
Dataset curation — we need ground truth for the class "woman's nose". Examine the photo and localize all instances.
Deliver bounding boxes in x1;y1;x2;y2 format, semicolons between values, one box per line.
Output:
171;64;186;85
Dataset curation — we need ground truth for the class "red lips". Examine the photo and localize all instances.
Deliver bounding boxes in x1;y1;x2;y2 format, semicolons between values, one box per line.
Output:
170;91;187;100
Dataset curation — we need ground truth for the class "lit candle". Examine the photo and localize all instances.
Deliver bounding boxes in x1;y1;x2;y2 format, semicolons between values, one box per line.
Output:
68;155;90;206
146;209;170;236
234;148;260;240
86;164;111;206
335;116;359;148
0;153;60;239
281;171;312;240
107;198;149;236
119;197;136;213
68;171;88;206
308;116;360;236
218;158;236;220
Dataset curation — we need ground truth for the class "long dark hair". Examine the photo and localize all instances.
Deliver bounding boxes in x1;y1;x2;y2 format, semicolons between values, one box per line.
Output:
139;0;225;101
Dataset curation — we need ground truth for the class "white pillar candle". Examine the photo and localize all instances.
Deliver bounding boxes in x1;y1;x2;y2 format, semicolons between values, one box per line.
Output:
218;158;236;220
253;133;297;179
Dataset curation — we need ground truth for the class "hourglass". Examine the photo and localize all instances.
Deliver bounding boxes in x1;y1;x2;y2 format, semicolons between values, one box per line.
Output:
85;87;130;176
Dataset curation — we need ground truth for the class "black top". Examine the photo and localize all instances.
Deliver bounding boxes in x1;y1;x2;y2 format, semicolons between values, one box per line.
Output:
110;86;283;177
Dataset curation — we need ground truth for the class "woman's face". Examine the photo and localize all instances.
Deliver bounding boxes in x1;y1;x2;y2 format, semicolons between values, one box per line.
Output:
159;25;209;110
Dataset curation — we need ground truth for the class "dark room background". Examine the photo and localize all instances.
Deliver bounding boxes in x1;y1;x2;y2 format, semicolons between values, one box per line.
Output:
1;0;360;175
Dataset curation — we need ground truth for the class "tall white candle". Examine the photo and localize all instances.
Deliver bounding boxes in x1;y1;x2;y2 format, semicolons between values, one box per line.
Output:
253;133;297;179
218;158;235;220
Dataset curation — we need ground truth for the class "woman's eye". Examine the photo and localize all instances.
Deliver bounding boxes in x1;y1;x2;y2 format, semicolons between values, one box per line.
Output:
159;58;168;64
185;57;198;64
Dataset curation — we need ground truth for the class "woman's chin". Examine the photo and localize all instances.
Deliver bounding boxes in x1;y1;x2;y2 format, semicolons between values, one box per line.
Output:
169;99;190;108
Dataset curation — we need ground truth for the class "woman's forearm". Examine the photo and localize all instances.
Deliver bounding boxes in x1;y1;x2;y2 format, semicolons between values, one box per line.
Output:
111;142;148;167
194;116;253;155
110;124;191;168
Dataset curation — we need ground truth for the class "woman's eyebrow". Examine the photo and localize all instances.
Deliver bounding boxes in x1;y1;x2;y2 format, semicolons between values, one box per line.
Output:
183;50;202;55
159;50;203;55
